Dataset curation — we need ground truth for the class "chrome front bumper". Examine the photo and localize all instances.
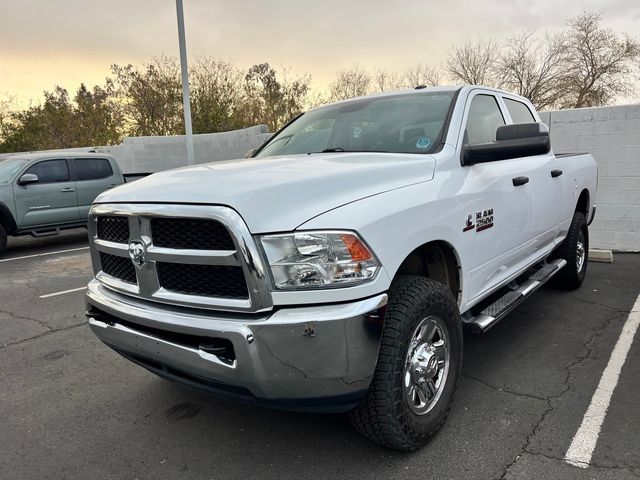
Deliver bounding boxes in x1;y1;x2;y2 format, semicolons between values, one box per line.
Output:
86;280;387;411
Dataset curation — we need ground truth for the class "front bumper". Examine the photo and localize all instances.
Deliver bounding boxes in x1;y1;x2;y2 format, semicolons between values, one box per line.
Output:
86;280;387;412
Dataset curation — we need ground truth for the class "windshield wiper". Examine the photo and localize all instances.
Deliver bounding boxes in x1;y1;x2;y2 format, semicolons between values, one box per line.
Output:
307;147;392;155
307;147;345;154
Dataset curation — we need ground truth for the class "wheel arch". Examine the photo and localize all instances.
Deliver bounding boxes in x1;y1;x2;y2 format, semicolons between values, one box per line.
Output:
576;189;590;216
394;240;461;304
0;202;17;234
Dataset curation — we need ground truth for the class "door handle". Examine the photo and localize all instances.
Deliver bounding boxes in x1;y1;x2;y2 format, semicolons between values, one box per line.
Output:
60;187;75;193
512;176;529;186
551;169;563;178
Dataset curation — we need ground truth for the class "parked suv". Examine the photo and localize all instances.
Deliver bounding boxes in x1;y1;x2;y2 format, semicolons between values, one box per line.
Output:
0;152;123;253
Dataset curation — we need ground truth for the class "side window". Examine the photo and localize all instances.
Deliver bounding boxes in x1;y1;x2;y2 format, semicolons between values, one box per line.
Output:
504;98;536;124
464;94;505;145
74;159;113;181
25;159;69;183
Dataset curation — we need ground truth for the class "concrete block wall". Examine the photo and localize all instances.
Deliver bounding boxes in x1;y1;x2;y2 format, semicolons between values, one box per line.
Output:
97;125;271;174
539;105;640;252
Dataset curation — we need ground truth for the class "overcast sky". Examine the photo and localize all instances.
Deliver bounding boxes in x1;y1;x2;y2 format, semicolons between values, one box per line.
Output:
1;0;639;106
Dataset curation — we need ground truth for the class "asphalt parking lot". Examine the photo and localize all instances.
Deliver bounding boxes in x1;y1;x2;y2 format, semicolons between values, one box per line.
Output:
1;232;639;480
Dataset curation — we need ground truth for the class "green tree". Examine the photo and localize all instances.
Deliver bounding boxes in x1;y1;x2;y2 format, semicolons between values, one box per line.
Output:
189;57;246;134
242;63;310;131
0;84;123;153
110;55;183;136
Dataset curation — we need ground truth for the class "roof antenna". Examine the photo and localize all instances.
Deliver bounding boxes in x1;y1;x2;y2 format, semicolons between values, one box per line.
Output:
415;85;427;89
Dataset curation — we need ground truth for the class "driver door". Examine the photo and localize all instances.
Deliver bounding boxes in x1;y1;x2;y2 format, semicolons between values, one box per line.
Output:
14;158;79;228
459;92;531;303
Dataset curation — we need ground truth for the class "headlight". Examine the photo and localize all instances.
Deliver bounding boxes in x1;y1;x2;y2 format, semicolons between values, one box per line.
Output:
260;231;379;290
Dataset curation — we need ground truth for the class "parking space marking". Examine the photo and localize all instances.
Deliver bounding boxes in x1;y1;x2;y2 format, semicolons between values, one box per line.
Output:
0;246;89;263
564;293;640;468
39;286;87;299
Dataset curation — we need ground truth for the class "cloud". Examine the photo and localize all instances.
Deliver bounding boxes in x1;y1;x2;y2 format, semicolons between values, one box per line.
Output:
1;0;638;103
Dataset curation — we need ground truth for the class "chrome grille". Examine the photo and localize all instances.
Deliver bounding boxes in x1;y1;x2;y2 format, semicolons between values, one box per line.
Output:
157;262;248;298
151;218;235;250
96;216;129;244
100;252;137;284
88;204;272;313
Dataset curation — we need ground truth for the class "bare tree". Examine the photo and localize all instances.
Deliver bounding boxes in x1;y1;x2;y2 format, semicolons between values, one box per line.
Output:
403;64;441;88
373;69;403;92
446;39;499;86
329;65;371;101
0;93;16;142
561;11;640;108
498;31;568;110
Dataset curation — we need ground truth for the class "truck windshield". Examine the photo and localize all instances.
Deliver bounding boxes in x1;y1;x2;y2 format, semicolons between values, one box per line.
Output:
256;91;455;158
0;158;27;183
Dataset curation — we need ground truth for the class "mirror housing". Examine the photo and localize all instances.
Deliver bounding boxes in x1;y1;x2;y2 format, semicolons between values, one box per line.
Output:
17;173;39;186
462;123;550;165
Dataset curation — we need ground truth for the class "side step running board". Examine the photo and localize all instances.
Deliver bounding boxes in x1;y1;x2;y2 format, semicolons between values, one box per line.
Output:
467;259;567;334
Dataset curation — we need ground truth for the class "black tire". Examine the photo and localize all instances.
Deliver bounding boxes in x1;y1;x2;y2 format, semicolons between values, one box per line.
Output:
552;212;588;290
0;223;7;255
349;276;462;451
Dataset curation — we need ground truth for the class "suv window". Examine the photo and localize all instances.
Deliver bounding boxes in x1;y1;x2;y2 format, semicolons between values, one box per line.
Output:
504;98;536;124
25;159;69;183
464;94;505;145
74;158;113;181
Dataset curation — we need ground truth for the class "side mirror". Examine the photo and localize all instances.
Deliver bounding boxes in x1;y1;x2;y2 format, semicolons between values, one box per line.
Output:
244;148;257;158
17;173;39;186
462;123;550;165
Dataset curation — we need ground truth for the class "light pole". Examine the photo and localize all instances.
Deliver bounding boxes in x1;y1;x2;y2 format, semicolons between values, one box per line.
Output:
176;0;194;166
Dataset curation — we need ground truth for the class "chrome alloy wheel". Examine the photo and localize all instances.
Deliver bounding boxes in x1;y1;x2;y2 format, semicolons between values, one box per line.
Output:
576;230;586;273
403;315;450;415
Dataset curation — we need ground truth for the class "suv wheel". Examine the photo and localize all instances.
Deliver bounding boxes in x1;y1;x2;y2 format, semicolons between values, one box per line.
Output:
349;275;462;451
553;211;588;290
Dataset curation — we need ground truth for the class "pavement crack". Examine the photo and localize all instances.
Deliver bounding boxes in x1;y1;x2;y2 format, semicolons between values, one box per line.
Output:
461;373;549;402
568;295;630;314
517;450;640;478
0;306;52;331
0;322;86;349
498;310;629;479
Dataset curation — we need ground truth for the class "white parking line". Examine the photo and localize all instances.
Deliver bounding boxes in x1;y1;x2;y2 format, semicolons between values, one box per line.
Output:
0;247;89;263
39;286;87;299
564;293;640;468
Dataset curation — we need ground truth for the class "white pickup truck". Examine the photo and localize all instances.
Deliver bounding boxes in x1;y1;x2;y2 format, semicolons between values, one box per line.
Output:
85;85;597;450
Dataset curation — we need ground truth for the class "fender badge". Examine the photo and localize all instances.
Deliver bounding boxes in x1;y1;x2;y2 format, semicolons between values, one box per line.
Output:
463;214;475;232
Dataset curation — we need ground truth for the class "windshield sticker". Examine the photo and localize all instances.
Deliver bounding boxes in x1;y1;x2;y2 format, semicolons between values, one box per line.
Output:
352;126;362;139
416;137;432;149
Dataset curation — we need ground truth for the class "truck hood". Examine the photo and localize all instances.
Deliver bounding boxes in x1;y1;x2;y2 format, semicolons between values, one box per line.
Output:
95;153;436;233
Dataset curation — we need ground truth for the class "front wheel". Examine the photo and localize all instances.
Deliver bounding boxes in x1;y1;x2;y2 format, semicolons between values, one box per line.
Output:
349;276;462;451
553;212;588;290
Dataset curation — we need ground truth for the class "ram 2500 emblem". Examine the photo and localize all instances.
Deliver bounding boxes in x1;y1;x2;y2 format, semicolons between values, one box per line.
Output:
476;209;494;232
128;240;147;268
464;209;494;233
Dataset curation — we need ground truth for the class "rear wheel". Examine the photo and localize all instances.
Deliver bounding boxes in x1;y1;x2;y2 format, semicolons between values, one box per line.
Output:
0;224;7;254
553;211;588;290
349;276;462;451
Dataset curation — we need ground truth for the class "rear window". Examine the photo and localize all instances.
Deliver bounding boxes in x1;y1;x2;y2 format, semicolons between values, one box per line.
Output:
504;98;536;124
74;158;113;180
